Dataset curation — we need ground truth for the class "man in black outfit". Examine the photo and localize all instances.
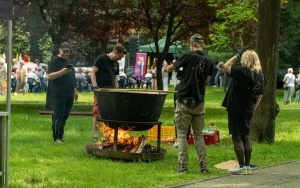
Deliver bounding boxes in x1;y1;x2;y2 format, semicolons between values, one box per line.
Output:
90;44;127;141
48;42;78;143
166;34;213;173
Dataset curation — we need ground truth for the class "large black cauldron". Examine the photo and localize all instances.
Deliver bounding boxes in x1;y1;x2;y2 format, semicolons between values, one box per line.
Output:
94;90;167;124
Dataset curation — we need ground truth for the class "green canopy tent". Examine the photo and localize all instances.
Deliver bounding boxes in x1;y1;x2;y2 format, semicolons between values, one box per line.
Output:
138;37;187;54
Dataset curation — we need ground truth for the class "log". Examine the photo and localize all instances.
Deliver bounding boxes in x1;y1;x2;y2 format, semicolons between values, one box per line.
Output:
130;136;148;153
129;136;142;153
39;110;93;116
135;136;147;153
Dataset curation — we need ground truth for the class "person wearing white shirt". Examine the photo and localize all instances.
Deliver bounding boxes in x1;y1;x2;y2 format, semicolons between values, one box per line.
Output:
162;60;169;91
144;69;152;89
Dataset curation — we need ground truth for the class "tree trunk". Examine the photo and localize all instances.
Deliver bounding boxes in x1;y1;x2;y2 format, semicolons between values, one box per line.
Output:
156;58;163;90
251;0;281;143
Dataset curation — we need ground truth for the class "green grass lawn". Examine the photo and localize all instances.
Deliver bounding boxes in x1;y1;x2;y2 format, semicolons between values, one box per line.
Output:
1;86;300;188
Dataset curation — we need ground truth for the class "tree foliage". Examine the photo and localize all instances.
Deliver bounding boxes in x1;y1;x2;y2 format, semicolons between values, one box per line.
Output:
70;1;135;53
279;0;300;68
11;0;136;64
208;0;258;50
135;0;216;89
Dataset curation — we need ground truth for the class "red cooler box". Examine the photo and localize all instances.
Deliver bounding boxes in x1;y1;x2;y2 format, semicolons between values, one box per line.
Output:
188;130;220;145
203;130;220;145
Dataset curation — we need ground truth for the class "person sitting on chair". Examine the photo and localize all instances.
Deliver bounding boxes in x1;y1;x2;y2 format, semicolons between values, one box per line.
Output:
27;68;40;92
144;69;152;89
135;76;143;89
127;76;135;89
118;69;127;89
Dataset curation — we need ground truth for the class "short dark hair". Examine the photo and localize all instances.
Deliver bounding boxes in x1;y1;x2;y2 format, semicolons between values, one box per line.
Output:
190;34;203;43
113;44;127;54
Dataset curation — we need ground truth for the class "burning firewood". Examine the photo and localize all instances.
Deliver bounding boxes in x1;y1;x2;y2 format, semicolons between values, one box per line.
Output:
130;136;147;153
98;125;157;153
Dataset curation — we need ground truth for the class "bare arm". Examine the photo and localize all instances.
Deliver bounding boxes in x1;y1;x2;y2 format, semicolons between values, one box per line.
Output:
166;64;175;72
48;68;71;81
224;55;239;74
254;95;263;110
206;76;210;83
114;76;117;88
90;66;98;87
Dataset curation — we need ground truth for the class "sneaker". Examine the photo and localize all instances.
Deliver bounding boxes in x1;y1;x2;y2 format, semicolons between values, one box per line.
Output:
213;85;218;87
54;139;62;143
249;163;257;169
228;165;242;174
244;166;251;174
228;165;251;175
236;166;251;175
173;141;178;148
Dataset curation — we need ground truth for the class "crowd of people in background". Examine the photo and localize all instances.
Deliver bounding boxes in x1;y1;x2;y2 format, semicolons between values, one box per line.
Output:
0;53;274;97
0;57;48;96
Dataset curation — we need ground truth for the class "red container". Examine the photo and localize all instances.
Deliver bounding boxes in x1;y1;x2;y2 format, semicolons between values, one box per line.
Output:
203;130;220;145
187;130;220;145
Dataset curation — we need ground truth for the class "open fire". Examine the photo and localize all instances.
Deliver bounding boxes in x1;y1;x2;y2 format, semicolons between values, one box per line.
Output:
96;124;157;153
86;90;168;161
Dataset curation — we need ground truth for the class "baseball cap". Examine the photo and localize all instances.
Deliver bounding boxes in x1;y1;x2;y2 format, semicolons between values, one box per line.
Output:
60;42;71;51
190;34;203;42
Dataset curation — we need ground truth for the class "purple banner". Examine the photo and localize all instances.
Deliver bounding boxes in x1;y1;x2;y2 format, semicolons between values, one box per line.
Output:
134;53;147;78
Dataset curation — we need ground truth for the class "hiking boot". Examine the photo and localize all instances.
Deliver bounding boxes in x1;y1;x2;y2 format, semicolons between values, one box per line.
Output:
176;168;188;173
201;168;210;174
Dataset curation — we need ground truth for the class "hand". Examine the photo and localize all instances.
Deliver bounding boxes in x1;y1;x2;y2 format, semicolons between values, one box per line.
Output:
61;68;72;74
92;86;99;91
236;47;248;59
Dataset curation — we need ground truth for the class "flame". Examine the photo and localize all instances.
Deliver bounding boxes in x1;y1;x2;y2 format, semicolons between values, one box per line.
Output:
102;124;139;146
98;124;158;154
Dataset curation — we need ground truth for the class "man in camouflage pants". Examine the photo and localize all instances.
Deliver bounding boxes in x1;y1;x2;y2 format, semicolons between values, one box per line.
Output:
166;34;213;173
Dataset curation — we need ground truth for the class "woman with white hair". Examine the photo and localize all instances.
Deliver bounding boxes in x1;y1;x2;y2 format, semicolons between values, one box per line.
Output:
222;49;265;175
283;68;295;105
0;58;7;95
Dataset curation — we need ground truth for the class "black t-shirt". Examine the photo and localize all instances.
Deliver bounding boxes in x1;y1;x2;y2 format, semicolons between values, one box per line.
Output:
173;50;213;102
222;66;265;118
93;54;119;88
48;56;76;97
